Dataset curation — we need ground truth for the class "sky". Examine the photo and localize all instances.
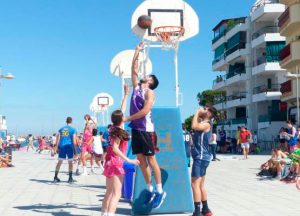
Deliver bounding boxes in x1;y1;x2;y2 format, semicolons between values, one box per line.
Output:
0;0;254;135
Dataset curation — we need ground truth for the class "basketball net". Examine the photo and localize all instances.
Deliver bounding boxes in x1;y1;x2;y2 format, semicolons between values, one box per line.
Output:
154;26;185;50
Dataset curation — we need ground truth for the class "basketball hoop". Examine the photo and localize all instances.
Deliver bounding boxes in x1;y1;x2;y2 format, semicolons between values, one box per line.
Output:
154;26;185;50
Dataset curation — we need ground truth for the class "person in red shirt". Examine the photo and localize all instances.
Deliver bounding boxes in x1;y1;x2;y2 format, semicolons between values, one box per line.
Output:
240;126;252;160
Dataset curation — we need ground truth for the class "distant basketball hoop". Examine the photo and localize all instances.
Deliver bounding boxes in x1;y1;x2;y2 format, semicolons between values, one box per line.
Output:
154;26;185;49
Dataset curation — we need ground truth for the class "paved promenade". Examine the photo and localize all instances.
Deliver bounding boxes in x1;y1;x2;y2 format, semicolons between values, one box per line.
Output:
0;151;299;216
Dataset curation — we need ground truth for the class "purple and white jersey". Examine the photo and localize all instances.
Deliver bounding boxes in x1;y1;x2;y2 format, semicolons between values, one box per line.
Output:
129;86;154;132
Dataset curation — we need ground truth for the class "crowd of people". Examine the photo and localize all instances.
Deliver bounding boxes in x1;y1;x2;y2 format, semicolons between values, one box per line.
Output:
257;120;300;190
0;136;13;168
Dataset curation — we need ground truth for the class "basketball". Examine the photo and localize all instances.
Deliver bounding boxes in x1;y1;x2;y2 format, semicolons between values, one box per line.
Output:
137;15;152;29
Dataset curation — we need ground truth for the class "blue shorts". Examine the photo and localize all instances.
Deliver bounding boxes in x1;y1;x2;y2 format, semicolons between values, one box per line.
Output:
191;159;210;178
58;145;74;160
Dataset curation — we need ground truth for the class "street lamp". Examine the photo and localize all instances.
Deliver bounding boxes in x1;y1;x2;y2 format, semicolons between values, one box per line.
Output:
285;66;300;124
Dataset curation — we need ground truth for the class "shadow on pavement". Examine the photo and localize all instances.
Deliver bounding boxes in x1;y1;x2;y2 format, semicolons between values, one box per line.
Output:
14;203;99;215
14;202;131;215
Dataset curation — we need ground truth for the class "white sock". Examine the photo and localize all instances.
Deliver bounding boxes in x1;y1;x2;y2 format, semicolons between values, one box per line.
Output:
147;184;154;192
83;166;87;172
156;183;163;194
91;165;95;170
101;213;107;216
107;213;114;216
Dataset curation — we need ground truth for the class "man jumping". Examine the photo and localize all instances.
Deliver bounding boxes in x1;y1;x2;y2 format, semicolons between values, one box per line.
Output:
53;117;78;183
124;42;166;209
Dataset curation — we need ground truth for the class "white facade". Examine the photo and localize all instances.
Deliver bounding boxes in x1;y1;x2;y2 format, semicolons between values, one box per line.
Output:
212;0;287;141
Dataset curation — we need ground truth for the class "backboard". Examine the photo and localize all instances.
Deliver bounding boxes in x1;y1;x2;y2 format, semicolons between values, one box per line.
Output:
110;50;152;79
90;93;114;113
98;96;109;106
131;0;199;42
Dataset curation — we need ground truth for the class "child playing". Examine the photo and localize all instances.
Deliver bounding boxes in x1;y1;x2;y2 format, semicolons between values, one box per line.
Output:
101;85;140;216
81;114;95;175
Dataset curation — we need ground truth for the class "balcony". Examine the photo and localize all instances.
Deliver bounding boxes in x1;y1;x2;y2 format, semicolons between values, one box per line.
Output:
225;43;247;63
251;26;285;48
226;92;250;109
213;95;226;110
279;4;300;36
212;75;226;90
252;54;285;75
258;114;286;123
280;40;300;69
212;17;247;48
252;84;282;102
251;0;285;22
212;55;227;71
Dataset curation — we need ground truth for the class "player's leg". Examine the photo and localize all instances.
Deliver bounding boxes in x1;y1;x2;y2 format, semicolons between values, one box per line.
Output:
67;145;75;183
107;175;123;214
102;177;114;215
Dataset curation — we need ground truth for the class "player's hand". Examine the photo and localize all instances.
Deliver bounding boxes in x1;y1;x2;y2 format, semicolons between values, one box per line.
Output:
128;159;140;166
136;42;144;51
123;117;129;122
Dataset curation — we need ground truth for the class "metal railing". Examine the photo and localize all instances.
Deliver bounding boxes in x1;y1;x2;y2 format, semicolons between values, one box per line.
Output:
213;75;226;85
212;54;225;65
253;84;281;94
213;95;226;105
226;92;248;102
226;67;246;79
252;26;280;40
225;42;246;57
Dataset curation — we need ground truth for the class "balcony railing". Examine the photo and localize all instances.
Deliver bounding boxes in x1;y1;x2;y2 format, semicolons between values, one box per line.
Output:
213;75;226;85
226;65;246;79
225;42;246;57
251;0;280;13
217;118;247;126
254;54;281;66
212;54;225;65
278;7;290;28
213;95;226;105
252;26;280;40
259;114;286;122
280;44;291;61
253;84;281;94
227;92;248;101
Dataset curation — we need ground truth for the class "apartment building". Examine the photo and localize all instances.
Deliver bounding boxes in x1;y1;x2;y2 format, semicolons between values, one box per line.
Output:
212;0;287;141
279;0;300;123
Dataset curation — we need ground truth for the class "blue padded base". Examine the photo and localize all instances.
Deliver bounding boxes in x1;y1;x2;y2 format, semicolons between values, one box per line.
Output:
131;107;194;215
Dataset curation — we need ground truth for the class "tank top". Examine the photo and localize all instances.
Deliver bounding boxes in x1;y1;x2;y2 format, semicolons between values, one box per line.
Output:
105;138;128;166
288;127;297;146
191;122;212;161
129;86;154;132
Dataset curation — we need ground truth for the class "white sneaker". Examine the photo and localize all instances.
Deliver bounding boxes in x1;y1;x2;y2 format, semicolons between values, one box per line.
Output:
90;169;96;174
81;171;88;176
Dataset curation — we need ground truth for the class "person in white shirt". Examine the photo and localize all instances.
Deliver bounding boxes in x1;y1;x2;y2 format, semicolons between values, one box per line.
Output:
27;134;35;152
93;130;104;171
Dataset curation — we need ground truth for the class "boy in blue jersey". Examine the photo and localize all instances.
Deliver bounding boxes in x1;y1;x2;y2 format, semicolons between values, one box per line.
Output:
53;117;78;183
191;106;216;216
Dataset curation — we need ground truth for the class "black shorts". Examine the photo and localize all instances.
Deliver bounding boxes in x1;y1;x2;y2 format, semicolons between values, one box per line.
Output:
131;129;158;156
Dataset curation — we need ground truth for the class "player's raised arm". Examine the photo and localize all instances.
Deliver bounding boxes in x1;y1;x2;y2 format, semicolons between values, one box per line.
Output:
120;84;129;114
131;42;144;88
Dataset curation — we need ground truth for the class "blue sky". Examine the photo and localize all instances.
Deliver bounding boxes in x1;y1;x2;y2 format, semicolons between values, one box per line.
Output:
0;0;254;135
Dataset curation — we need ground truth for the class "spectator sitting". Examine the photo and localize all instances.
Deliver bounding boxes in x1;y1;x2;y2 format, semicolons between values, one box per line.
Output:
0;153;13;168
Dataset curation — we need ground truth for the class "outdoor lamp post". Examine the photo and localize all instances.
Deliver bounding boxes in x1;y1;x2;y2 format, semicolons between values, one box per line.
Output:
285;66;300;124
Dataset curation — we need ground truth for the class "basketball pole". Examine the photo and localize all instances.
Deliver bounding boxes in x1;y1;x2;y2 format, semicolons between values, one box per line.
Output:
174;46;179;107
